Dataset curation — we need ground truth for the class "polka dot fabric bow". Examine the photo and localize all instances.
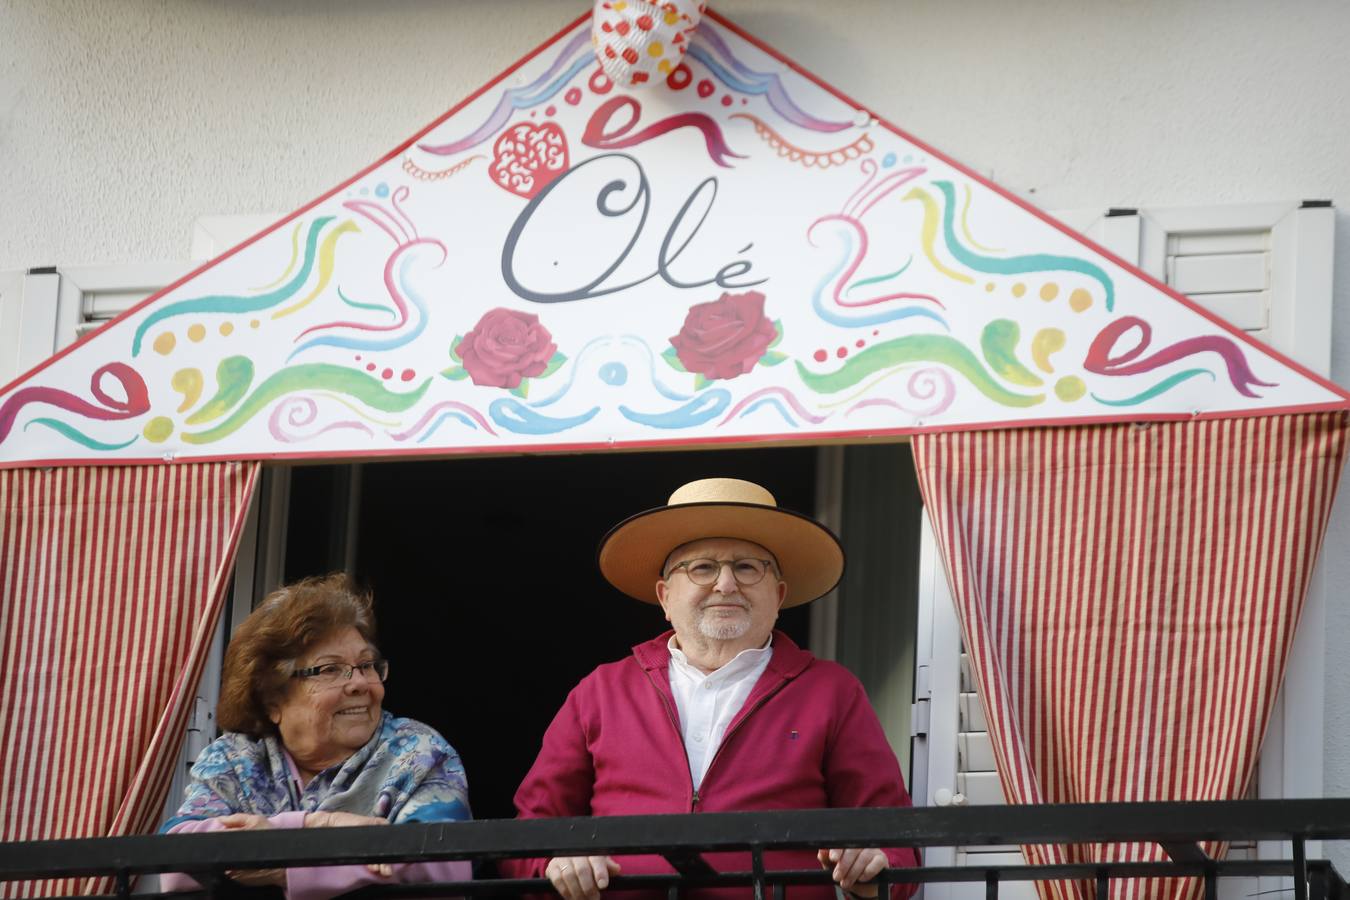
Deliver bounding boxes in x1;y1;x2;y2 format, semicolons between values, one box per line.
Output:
591;0;707;88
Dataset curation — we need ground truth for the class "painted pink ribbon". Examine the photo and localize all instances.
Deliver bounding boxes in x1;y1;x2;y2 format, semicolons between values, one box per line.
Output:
1084;316;1275;398
582;96;745;169
0;362;149;445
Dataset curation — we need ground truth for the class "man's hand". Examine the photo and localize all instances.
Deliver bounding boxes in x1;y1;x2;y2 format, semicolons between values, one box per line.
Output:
818;847;889;897
304;812;393;876
545;855;622;900
217;814;285;886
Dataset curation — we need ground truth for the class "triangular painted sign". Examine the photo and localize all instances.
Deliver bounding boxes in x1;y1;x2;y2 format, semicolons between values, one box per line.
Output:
2;9;1346;468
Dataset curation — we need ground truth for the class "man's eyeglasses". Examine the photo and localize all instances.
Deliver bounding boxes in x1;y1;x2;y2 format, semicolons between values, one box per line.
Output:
292;659;390;689
665;558;776;587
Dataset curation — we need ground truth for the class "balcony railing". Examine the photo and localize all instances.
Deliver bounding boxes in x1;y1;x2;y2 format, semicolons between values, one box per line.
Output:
2;799;1347;900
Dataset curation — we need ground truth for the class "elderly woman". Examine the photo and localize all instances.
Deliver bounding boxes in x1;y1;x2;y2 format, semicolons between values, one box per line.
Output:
161;574;471;898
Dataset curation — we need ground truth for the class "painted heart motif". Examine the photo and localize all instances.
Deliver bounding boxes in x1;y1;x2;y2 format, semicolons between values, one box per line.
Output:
489;121;570;199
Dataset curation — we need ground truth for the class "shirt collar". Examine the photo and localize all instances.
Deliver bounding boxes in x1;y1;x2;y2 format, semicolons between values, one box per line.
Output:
667;633;773;680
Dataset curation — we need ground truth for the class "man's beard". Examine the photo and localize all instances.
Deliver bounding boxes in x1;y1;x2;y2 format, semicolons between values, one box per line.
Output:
695;596;752;641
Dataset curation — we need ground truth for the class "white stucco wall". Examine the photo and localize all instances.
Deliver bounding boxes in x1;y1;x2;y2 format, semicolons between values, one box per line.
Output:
4;0;1350;858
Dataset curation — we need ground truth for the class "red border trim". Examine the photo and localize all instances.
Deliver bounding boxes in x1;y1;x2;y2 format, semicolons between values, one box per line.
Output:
3;6;1347;470
3;402;1347;471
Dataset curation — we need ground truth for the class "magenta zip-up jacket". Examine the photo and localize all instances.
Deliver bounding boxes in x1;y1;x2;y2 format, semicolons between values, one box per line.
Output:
503;630;920;899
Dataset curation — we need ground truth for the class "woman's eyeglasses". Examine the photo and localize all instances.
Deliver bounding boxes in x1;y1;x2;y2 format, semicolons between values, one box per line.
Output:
292;659;389;689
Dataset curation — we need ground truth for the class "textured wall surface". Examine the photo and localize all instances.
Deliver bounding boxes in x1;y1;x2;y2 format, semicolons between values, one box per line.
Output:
4;0;1350;855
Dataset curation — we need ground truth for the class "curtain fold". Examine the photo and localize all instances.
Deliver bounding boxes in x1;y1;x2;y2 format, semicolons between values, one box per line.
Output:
0;462;260;898
912;413;1348;900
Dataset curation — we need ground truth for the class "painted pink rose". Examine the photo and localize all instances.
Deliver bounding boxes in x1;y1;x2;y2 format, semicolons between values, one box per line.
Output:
669;291;776;381
458;308;557;389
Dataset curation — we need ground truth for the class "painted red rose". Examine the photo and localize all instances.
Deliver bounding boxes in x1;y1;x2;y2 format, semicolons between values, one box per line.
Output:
669;291;777;381
458;308;557;389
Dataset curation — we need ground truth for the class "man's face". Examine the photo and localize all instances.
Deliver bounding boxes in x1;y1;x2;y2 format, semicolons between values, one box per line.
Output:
655;538;787;650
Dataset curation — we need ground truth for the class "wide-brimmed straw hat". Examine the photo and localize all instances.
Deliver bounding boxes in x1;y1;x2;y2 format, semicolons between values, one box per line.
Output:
597;477;845;608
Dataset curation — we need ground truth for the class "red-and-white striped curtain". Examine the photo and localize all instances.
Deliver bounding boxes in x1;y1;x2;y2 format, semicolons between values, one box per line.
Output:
0;462;260;898
912;413;1348;900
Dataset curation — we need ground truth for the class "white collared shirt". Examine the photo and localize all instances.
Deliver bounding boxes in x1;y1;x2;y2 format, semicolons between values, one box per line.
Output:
667;636;774;790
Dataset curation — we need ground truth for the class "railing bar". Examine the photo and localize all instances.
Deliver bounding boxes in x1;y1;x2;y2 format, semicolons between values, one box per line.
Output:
1204;865;1217;900
751;845;765;900
1097;868;1109;900
1295;840;1309;900
667;886;679;900
10;860;1330;894
987;870;1000;900
16;800;1350;876
773;884;785;900
876;867;890;900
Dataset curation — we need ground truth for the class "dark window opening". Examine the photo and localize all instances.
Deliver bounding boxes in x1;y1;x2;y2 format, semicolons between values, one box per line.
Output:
288;447;818;821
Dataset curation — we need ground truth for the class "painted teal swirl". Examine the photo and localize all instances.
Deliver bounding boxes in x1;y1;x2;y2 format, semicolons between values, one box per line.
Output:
338;285;395;318
489;398;599;434
24;418;137;451
794;335;1043;408
813;227;948;329
182;363;429;444
1091;369;1215;406
932;181;1115;311
620;389;731;428
132;217;336;355
288;250;431;359
846;256;912;297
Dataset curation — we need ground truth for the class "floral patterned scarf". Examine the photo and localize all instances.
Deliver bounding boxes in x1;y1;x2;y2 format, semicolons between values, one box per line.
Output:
163;712;470;830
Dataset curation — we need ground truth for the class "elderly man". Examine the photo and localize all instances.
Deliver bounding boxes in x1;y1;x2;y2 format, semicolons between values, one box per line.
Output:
502;478;920;900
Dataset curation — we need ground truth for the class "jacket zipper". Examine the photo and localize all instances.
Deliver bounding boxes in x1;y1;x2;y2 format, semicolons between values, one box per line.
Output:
642;667;702;811
642;666;791;812
698;680;788;798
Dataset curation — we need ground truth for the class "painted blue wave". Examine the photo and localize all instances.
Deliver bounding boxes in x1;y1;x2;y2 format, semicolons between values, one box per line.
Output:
417;411;478;442
288;253;428;359
419;30;592;156
619;389;731;428
489;398;599;434
531;336;611;408
690;27;851;133
619;335;694;402
742;397;798;427
812;226;950;329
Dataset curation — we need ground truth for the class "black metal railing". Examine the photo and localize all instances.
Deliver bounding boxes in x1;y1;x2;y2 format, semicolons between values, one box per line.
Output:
2;799;1348;900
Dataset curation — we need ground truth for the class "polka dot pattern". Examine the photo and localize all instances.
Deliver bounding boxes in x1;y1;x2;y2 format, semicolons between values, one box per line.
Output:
592;0;706;88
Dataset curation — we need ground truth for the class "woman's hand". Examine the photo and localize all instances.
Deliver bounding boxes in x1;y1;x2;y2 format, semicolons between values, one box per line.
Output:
217;814;285;887
818;847;889;897
545;855;622;900
303;811;388;829
304;811;393;876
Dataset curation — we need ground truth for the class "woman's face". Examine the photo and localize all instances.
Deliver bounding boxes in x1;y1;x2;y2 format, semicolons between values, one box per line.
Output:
268;626;385;775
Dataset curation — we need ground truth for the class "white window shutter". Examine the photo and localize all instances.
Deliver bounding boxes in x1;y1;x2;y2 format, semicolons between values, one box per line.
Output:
1139;201;1334;376
54;262;194;346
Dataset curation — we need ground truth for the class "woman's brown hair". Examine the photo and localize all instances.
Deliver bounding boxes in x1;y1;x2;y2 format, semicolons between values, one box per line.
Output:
217;573;376;737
